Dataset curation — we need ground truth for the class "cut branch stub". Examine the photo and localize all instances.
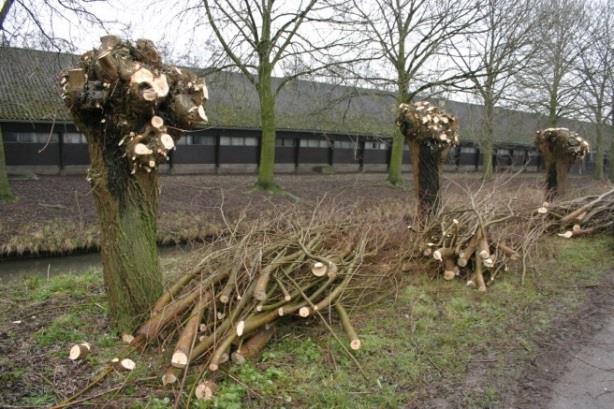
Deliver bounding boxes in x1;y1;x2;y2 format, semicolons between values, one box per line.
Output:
60;36;208;175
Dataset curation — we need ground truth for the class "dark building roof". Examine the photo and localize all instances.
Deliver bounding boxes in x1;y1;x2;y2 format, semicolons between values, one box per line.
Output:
0;46;602;146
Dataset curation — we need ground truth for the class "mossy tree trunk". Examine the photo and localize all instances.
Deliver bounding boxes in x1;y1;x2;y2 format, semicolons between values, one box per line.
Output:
0;127;13;202
83;121;162;332
481;99;494;179
387;129;405;185
387;70;409;186
256;63;277;190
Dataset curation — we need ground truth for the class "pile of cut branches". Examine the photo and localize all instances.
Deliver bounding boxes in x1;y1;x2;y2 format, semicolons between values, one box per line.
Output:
416;183;614;290
123;210;394;395
544;188;614;238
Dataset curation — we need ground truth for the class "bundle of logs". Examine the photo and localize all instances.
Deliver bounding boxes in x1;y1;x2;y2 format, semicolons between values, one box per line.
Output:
535;128;590;199
418;187;614;291
396;101;459;217
121;220;385;392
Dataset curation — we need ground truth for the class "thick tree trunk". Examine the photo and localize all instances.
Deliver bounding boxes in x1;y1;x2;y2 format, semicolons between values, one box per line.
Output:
81;120;162;331
410;139;441;218
61;37;208;332
256;67;277;190
544;158;570;201
0;127;13;202
387;129;405;186
594;123;604;180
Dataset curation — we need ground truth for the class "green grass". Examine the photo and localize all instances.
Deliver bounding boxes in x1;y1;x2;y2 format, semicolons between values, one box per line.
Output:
0;236;612;408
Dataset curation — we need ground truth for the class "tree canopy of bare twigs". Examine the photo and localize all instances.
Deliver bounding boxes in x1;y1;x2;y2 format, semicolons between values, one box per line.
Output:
514;0;588;127
576;0;614;180
345;0;483;186
451;0;536;179
196;0;361;190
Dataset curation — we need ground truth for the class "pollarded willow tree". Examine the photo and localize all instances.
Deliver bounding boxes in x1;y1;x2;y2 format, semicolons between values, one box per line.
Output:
61;36;208;331
396;101;459;218
348;0;482;186
450;0;536;179
535;128;589;200
201;0;356;190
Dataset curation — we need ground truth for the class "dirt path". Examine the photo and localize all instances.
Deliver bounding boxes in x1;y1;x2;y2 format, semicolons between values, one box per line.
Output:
508;271;614;409
546;308;614;409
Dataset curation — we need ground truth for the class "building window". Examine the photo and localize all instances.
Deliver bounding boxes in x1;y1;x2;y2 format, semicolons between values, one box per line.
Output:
365;141;387;150
193;135;216;145
276;138;295;147
3;131;57;143
177;135;193;145
460;146;476;154
244;137;258;146
335;140;354;149
64;132;86;143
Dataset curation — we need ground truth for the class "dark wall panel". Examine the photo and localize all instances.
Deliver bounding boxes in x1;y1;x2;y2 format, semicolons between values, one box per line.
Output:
174;146;215;164
299;147;328;164
219;146;258;164
275;147;295;164
364;150;387;164
5;144;58;165
333;149;359;164
63;145;90;165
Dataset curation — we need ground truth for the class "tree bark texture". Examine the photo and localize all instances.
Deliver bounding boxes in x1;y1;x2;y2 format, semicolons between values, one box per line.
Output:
60;36;208;331
387;129;405;186
257;66;277;190
0;127;13;202
480;103;495;179
396;102;459;221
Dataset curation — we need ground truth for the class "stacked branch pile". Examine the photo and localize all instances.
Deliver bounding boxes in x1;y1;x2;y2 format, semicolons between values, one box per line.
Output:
418;186;614;289
125;217;388;392
396;101;459;218
535;128;589;199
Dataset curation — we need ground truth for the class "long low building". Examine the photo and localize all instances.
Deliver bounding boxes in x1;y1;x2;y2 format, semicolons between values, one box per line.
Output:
0;47;608;175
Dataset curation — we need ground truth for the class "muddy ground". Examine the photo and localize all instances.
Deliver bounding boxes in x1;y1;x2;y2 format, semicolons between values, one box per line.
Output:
1;173;607;256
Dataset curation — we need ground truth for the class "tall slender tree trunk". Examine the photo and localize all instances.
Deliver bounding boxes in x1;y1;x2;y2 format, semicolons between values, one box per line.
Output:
388;69;409;186
0;126;13;202
594;122;604;180
83;123;162;332
256;65;277;190
481;101;495;179
387;128;405;185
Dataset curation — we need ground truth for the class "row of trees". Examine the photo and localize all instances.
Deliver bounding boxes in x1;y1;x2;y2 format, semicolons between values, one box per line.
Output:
0;0;613;197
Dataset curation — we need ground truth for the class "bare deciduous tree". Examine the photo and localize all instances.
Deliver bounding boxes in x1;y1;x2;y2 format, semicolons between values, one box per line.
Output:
347;0;482;186
200;0;357;190
515;0;587;126
451;0;536;179
576;0;614;180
